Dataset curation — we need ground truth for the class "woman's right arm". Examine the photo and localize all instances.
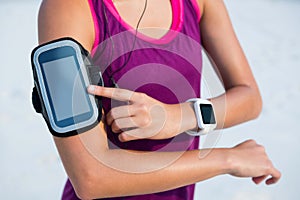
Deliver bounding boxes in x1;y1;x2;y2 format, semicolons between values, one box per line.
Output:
54;124;280;199
38;0;280;199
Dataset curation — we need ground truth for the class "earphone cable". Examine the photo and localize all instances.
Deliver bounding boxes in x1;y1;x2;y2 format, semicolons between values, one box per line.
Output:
103;0;148;87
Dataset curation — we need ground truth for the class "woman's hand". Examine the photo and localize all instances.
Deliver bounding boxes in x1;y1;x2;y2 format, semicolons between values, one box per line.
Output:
88;85;197;142
227;140;281;185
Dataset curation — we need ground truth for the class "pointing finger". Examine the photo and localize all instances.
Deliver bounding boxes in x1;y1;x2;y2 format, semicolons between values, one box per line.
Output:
88;85;138;102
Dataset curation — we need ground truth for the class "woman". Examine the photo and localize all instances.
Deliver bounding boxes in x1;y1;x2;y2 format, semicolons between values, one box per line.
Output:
37;0;281;199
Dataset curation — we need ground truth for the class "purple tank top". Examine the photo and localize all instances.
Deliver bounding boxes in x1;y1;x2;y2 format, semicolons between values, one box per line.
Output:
62;0;202;199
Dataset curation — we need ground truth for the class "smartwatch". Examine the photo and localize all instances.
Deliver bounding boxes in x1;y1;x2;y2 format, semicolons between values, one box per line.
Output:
186;98;217;136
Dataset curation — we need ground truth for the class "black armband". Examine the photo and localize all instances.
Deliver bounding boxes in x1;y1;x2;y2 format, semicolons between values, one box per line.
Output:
31;38;103;137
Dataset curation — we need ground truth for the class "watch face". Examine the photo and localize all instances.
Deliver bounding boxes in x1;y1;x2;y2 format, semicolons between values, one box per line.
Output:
200;104;216;124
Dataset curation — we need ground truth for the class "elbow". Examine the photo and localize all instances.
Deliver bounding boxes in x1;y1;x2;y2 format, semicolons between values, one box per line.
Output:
72;169;96;200
250;88;263;120
71;167;108;200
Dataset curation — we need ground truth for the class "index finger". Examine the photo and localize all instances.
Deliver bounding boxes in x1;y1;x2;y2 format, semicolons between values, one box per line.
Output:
88;85;138;102
266;167;281;185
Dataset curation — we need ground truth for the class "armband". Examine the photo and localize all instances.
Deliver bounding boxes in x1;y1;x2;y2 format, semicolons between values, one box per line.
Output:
31;38;103;137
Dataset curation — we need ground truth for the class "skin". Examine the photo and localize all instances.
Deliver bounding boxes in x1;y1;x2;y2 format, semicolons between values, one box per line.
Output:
38;0;281;199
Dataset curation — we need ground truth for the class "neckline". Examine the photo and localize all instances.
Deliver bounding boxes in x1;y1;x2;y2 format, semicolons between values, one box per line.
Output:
103;0;183;45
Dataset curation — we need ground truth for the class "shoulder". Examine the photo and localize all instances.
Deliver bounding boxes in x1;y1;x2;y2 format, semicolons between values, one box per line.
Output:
196;0;227;18
38;0;95;52
195;0;204;18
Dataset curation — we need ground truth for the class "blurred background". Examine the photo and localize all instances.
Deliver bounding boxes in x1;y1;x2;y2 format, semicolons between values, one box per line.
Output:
0;0;299;199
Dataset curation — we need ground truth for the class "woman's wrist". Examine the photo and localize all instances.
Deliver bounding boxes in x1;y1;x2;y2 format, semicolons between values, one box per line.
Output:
219;148;234;175
198;148;233;176
165;102;197;137
214;148;233;175
182;102;198;132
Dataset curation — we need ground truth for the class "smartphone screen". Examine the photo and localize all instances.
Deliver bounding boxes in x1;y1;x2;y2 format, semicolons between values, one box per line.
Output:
39;46;94;128
42;56;90;120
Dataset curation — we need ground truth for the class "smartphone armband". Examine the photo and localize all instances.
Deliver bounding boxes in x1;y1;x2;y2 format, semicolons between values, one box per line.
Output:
31;38;103;137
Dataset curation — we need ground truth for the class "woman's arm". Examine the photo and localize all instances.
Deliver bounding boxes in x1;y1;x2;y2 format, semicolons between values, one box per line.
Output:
198;0;262;128
38;0;95;50
55;124;229;199
55;124;280;199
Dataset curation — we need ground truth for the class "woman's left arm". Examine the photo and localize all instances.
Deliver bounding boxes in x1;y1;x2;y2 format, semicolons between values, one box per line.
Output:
91;0;262;142
198;0;262;128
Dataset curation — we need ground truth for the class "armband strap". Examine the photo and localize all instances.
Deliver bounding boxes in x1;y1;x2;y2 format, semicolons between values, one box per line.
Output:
31;37;103;137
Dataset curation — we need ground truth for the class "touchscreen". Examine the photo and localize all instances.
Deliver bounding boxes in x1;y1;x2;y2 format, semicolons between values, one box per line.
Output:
200;104;216;124
43;56;90;121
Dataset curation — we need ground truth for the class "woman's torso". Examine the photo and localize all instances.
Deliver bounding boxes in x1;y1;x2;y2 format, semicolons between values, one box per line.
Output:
63;0;203;199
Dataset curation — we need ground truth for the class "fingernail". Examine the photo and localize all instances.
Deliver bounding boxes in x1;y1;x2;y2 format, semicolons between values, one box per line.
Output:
88;85;95;93
118;134;126;142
